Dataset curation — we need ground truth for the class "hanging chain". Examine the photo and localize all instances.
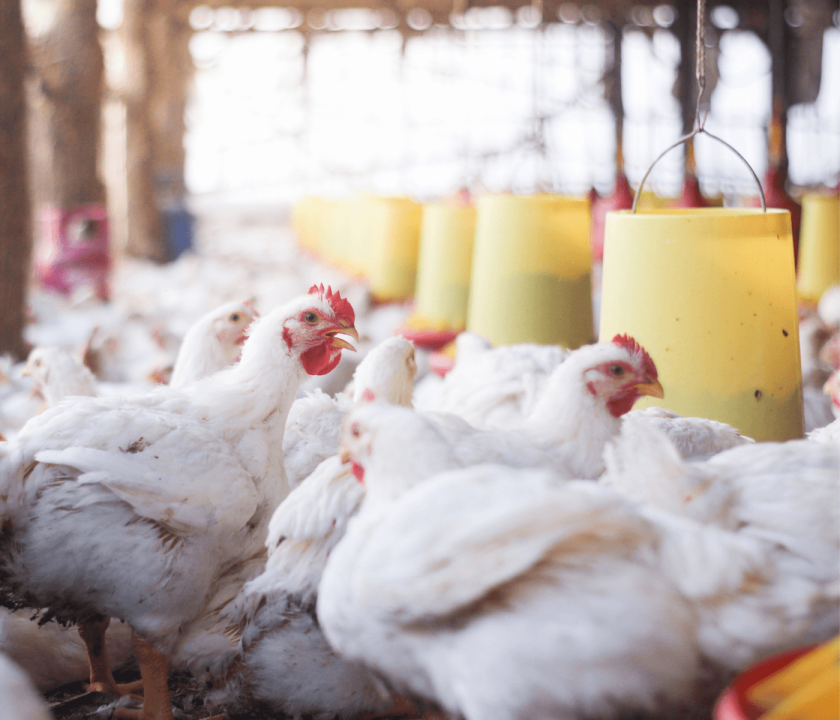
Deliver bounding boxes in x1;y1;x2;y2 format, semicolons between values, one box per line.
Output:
694;0;706;130
630;0;765;211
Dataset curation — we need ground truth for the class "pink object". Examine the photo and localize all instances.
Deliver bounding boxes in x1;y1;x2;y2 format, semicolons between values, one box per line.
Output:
34;204;111;300
714;644;815;720
428;350;456;378
398;326;460;352
746;166;801;267
669;174;710;209
590;172;634;262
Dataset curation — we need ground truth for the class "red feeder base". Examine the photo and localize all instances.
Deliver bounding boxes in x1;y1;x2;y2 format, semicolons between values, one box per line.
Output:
714;644;816;720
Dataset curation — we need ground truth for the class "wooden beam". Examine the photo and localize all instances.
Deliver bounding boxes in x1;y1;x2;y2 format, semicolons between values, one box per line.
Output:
123;0;167;262
0;0;33;359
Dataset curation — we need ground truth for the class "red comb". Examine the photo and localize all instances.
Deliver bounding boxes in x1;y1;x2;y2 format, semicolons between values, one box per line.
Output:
308;284;355;324
611;334;658;380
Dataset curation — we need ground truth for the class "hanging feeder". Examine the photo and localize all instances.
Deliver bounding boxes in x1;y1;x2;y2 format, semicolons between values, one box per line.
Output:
366;197;423;303
344;196;374;279
600;206;802;442
325;198;357;270
467;194;594;349
402;202;476;350
599;0;803;442
797;194;840;306
291;197;323;257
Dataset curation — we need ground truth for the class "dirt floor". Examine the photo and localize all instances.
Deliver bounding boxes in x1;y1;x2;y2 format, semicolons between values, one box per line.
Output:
44;663;425;720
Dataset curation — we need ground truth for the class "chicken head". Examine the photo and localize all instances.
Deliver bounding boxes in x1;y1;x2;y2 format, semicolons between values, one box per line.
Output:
212;300;258;359
582;334;664;418
282;285;359;376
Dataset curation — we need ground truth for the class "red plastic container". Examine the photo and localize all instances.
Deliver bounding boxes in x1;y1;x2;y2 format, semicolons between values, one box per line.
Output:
714;645;816;720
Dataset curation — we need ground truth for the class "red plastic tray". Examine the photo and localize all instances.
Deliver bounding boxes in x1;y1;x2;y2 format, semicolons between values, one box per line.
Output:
714;645;817;720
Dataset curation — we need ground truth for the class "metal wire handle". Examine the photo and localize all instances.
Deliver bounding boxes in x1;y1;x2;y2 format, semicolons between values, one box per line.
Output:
631;0;767;213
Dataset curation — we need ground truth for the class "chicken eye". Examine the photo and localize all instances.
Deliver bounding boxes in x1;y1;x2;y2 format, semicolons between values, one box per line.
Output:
230;313;240;322
304;312;319;324
609;365;625;376
351;425;360;438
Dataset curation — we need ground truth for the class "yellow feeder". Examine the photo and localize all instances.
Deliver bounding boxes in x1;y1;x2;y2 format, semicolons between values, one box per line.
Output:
636;190;671;210
599;208;803;442
343;196;373;279
366;197;423;302
797;194;840;304
467;194;594;348
315;198;339;263
412;203;477;330
292;197;323;256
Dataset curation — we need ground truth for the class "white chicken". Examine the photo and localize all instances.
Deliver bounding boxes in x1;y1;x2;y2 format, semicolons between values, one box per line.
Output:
808;416;840;446
282;336;417;489
0;608;132;692
623;406;754;460
22;346;97;407
318;420;838;720
818;283;840;329
602;417;839;576
341;335;664;481
0;652;52;720
214;455;396;719
168;300;257;389
0;302;260;693
212;339;419;718
420;333;757;462
414;331;568;429
0;285;357;720
824;369;840;420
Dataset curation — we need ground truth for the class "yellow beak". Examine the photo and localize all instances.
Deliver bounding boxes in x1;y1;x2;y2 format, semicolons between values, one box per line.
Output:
325;325;359;352
339;448;352;464
633;379;665;399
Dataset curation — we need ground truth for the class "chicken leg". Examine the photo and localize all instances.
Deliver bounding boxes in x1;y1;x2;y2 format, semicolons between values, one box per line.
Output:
112;632;223;720
78;617;143;696
112;631;173;720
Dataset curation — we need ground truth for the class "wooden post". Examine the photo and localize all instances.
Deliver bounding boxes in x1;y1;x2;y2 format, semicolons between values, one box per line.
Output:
39;0;106;210
150;0;193;205
0;0;33;359
30;0;111;300
123;0;167;262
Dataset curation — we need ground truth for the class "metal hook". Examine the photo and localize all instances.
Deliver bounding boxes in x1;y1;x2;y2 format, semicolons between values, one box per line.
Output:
631;127;767;214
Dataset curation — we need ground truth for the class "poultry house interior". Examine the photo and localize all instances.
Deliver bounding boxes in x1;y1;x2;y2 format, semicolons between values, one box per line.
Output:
0;0;839;719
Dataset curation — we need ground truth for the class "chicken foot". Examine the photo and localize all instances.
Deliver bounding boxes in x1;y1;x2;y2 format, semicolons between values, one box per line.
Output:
112;631;173;720
111;631;223;720
78;617;143;696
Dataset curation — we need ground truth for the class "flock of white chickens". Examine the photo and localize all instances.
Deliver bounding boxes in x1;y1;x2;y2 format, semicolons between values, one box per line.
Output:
0;204;838;720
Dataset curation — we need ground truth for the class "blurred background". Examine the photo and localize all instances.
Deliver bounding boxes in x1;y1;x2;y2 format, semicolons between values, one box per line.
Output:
13;0;840;252
0;0;838;368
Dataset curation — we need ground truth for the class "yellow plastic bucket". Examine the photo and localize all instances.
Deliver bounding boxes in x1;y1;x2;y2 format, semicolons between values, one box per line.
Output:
367;197;423;302
797;194;840;304
328;198;357;270
292;197;322;255
467;194;593;348
343;196;373;279
600;208;803;442
412;203;476;330
316;198;339;262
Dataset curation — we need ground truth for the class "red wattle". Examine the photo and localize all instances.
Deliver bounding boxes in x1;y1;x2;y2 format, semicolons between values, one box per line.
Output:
606;392;639;418
301;343;342;376
351;462;365;484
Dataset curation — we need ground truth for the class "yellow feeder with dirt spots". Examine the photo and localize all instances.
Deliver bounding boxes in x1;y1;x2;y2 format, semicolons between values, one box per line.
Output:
599;207;803;442
467;195;594;348
797;194;839;304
